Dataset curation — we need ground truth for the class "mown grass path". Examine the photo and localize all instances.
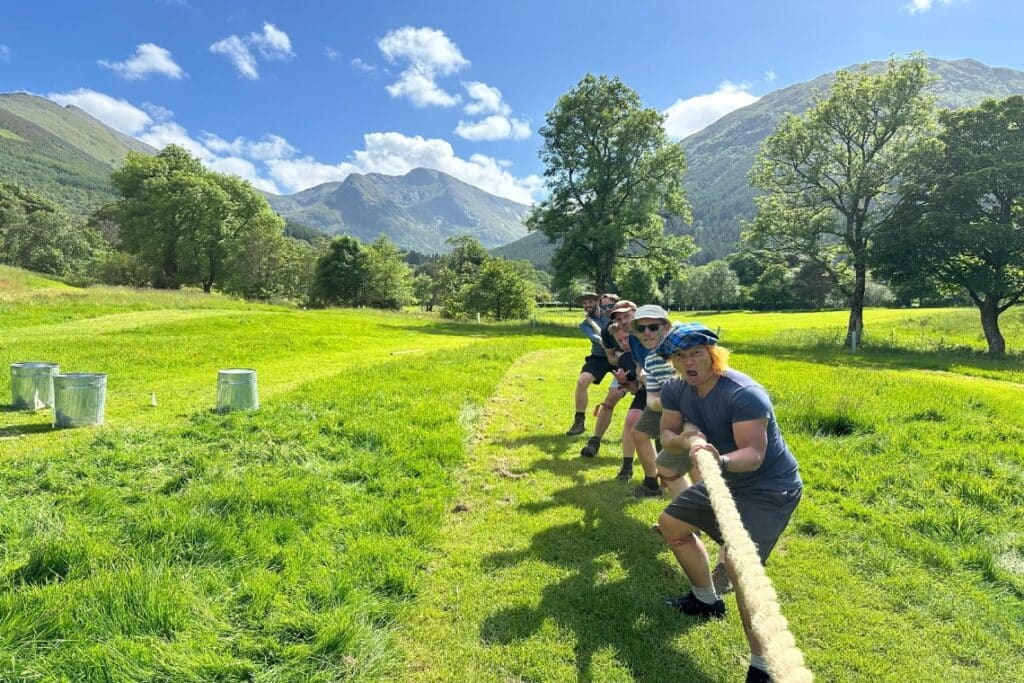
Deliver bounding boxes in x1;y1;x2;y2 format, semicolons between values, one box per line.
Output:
402;348;1024;682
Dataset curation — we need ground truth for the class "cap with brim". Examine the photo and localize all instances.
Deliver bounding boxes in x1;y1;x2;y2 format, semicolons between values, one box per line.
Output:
610;300;637;316
655;322;719;359
630;304;669;331
576;291;600;304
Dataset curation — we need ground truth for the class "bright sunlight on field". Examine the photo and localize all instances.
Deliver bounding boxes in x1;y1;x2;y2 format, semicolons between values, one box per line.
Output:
1;268;1021;682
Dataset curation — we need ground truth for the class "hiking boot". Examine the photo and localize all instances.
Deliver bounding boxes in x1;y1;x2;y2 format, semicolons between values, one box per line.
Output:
565;417;586;436
745;666;772;683
580;436;601;457
664;592;726;620
615;466;633;483
711;562;734;595
632;484;662;499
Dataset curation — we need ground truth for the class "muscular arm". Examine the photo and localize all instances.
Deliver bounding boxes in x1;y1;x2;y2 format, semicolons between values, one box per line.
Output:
691;418;769;472
659;408;701;453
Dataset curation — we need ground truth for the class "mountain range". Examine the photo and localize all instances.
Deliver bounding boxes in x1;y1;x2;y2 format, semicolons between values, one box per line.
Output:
3;57;1024;260
496;57;1024;267
261;168;531;252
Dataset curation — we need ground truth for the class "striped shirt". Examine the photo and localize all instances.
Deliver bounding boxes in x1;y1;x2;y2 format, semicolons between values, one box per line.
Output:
643;353;676;393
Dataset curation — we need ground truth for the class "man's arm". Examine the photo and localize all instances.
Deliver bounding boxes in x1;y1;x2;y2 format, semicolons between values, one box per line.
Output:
660;409;702;453
690;418;769;472
578;318;602;345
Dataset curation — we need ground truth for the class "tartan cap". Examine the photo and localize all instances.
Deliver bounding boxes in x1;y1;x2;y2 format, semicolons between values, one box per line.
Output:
655;322;719;359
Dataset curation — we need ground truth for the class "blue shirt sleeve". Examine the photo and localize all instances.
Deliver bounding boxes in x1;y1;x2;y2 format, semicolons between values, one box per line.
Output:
731;386;773;423
578;319;602;345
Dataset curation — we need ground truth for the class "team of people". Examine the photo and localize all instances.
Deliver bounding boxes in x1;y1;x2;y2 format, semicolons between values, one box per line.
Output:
566;293;803;683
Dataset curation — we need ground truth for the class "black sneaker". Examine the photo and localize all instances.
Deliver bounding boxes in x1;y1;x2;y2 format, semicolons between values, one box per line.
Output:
565;419;586;436
664;592;726;620
615;466;633;483
632;484;662;499
580;436;601;457
745;666;772;683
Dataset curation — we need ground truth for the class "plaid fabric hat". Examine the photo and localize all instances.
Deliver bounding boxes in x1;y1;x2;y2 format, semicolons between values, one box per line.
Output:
655;322;719;359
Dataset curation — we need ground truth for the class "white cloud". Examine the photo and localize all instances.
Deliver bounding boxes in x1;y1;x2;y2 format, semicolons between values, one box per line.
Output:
210;22;294;80
906;0;960;13
463;81;509;115
99;43;184;80
350;57;376;72
764;69;777;83
0;45;9;61
46;88;153;134
385;67;460;107
267;131;542;204
378;26;468;107
663;81;760;139
200;132;297;160
378;26;468;74
142;102;174;122
325;46;339;61
137;122;211;159
455;115;530;141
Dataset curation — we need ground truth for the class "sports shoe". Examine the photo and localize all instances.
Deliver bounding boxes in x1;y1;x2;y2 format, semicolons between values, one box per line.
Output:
615;466;633;483
580;436;601;457
664;592;726;620
711;562;734;595
565;418;586;436
745;666;771;683
632;484;662;499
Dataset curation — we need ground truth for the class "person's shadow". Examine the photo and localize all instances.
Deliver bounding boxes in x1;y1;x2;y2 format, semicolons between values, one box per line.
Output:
478;459;721;682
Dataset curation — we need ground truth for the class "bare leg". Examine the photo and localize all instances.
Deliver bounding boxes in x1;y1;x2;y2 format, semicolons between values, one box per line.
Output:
658;512;713;589
633;428;658;478
574;372;596;413
660;467;693;497
593;387;623;437
622;408;642;460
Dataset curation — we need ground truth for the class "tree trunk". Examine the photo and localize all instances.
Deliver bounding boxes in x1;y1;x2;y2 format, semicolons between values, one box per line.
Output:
978;297;1006;355
846;261;866;348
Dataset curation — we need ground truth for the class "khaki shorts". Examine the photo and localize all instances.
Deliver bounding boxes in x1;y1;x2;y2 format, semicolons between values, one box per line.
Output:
634;406;661;436
656;448;691;473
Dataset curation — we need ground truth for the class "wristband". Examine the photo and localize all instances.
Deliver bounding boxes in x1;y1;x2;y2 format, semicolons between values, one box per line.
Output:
719;455;730;472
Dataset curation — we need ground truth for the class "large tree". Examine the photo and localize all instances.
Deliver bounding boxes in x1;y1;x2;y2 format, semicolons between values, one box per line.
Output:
874;96;1024;355
109;145;284;292
527;74;694;292
750;56;936;344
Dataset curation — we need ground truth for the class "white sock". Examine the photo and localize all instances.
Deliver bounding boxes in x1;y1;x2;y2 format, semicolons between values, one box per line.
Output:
750;654;769;672
692;584;719;605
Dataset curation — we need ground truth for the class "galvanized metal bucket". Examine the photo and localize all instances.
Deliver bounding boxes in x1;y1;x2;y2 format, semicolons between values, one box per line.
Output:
10;361;60;409
53;373;107;428
216;369;259;411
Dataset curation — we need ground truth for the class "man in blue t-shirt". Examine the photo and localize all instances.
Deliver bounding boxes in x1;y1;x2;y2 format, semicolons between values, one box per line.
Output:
653;323;802;683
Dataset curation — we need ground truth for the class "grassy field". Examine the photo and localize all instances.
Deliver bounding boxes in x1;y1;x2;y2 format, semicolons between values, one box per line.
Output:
0;266;1022;682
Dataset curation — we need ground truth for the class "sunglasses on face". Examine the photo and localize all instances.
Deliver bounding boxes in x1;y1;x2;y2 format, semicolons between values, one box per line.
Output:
635;323;663;333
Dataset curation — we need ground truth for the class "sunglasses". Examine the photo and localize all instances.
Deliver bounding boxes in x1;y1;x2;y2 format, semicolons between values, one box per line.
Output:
635;323;663;333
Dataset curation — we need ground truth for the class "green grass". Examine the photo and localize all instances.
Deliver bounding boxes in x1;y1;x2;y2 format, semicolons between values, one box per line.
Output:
0;268;1022;681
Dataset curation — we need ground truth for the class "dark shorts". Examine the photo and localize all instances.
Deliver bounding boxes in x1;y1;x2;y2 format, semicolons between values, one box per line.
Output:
634;406;661;436
629;388;647;412
663;483;802;564
656;448;691;473
580;355;615;384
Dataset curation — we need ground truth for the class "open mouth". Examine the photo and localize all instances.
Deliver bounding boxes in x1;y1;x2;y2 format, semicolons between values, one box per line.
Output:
686;370;698;377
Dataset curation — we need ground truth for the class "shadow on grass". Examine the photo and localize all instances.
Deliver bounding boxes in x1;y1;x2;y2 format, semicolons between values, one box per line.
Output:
479;463;718;682
731;340;1024;380
379;319;580;340
0;421;54;436
490;433;594;458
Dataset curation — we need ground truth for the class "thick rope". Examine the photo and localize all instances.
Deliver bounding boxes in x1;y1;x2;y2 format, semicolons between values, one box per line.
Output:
690;441;813;683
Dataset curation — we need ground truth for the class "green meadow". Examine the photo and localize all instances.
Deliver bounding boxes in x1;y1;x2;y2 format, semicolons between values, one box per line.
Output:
0;265;1022;682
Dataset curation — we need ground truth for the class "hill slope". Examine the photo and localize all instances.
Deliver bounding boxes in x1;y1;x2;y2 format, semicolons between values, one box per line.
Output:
263;167;531;253
0;93;153;218
680;57;1024;262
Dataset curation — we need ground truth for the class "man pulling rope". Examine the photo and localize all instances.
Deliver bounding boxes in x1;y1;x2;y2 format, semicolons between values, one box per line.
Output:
653;323;811;683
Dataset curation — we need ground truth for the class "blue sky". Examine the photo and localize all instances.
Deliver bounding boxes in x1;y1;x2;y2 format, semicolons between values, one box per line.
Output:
1;0;1021;203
